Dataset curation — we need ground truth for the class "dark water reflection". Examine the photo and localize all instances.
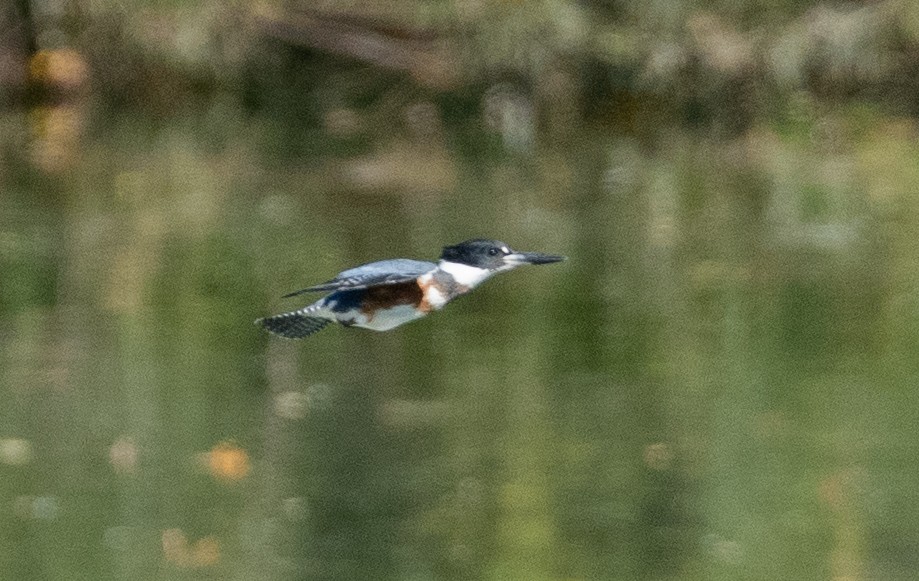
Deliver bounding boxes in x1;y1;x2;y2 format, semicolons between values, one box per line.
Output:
2;96;919;580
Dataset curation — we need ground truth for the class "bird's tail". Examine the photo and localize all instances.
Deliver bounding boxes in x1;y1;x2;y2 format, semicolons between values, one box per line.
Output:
256;309;332;339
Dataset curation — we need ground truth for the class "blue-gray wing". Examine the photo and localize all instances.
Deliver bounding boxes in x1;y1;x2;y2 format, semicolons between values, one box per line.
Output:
282;259;436;297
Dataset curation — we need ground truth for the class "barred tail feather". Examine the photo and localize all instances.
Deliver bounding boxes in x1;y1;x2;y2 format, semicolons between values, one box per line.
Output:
256;310;332;339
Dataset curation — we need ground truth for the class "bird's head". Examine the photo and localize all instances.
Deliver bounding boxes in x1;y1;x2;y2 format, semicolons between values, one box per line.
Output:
438;239;565;287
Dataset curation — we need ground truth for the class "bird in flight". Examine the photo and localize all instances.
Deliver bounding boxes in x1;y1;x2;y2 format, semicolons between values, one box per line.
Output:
256;238;565;339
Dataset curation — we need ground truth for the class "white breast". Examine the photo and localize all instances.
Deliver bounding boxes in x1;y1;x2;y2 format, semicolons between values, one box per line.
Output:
438;260;493;288
425;285;448;309
417;272;449;310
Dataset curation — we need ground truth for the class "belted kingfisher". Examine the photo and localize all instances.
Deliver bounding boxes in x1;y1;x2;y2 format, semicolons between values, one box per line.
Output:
257;238;565;339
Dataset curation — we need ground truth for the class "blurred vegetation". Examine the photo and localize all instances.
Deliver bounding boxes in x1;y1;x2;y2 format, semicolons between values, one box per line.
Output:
5;0;919;127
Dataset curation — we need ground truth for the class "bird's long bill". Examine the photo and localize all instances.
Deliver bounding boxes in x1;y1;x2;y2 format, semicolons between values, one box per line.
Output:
507;251;567;265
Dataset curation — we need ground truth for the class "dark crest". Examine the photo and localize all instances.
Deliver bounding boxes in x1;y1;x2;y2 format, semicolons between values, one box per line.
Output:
440;239;510;268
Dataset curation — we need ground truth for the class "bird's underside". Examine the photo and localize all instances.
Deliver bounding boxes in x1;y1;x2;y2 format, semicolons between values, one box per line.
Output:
257;276;433;339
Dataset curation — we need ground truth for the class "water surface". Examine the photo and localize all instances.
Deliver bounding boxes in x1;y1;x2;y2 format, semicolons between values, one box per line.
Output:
2;93;918;580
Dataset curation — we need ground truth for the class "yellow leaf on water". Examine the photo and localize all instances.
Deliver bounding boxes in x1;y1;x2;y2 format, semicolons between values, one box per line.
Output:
207;441;250;481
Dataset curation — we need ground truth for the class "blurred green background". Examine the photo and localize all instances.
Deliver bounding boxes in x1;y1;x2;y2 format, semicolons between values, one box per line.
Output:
3;1;919;579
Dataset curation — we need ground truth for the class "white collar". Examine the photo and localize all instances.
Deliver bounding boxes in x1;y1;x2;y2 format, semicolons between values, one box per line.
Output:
438;260;493;288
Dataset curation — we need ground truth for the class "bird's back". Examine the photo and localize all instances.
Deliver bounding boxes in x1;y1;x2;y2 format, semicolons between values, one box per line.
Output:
335;259;436;281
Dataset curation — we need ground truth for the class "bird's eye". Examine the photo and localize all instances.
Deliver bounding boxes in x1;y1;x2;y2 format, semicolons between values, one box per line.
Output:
488;248;499;256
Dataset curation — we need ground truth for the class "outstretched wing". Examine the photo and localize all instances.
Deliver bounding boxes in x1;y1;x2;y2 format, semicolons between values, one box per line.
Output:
282;259;436;298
